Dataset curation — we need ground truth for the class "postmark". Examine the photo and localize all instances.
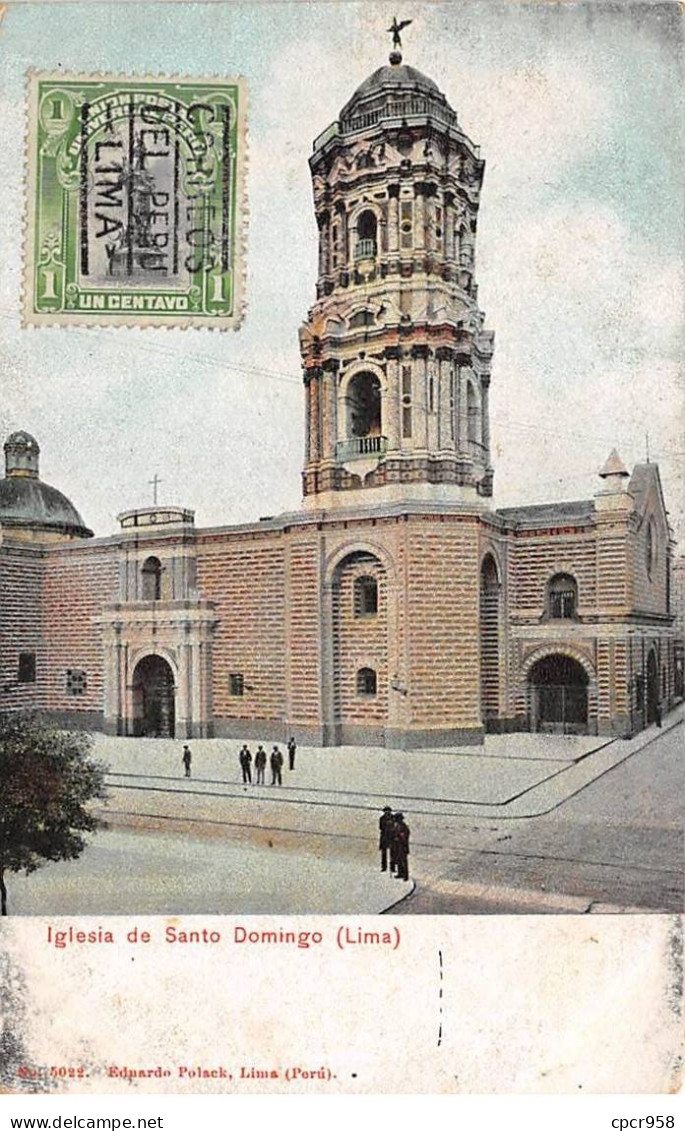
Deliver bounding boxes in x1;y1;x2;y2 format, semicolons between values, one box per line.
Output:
23;73;246;328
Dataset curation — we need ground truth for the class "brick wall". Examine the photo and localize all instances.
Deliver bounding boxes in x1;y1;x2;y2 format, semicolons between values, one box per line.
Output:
42;544;118;717
286;537;321;727
405;516;481;729
0;543;46;712
629;512;669;616
596;523;630;610
332;554;388;728
508;528;597;615
196;532;287;723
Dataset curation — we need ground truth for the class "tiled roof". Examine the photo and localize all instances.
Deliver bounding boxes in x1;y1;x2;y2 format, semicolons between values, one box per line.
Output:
496;499;594;527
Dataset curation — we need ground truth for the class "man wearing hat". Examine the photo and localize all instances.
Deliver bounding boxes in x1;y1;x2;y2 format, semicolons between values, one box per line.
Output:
254;744;267;784
378;806;395;873
238;743;252;784
270;744;284;786
393;812;410;882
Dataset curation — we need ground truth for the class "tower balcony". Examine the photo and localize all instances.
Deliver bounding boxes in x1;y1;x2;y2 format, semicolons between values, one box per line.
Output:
336;435;388;461
354;238;377;262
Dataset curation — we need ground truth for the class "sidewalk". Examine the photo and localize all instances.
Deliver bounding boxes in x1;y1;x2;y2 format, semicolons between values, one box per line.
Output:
392;875;650;916
96;705;683;822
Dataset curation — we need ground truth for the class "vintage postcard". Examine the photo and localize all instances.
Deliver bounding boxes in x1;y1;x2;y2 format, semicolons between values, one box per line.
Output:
0;0;683;1096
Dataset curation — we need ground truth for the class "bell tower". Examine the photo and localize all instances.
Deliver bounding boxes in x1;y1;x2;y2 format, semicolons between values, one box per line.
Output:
300;39;494;510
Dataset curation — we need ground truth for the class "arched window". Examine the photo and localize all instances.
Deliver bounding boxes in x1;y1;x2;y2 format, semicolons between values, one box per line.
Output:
347;371;382;441
354;575;378;617
547;573;578;620
355;210;377;261
349;309;375;329
141;556;162;601
356;667;377;696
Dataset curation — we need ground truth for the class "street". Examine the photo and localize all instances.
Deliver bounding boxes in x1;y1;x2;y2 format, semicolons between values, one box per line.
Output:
397;721;683;914
7;712;683;916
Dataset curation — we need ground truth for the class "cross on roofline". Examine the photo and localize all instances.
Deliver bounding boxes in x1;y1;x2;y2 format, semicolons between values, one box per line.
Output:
149;474;163;505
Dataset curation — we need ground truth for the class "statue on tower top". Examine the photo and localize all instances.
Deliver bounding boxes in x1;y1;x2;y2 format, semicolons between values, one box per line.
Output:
387;16;412;64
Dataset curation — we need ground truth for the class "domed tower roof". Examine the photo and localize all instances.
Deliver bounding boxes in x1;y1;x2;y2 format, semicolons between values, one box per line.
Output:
338;55;458;133
344;62;440;106
0;432;93;540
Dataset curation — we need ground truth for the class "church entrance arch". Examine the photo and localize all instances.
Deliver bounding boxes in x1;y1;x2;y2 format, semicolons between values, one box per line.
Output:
528;653;589;735
131;654;176;737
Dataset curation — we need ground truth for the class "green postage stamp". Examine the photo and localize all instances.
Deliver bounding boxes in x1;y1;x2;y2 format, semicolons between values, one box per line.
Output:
23;73;247;328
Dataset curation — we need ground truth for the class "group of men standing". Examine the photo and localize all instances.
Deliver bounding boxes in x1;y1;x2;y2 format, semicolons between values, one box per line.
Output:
239;737;297;786
379;807;410;881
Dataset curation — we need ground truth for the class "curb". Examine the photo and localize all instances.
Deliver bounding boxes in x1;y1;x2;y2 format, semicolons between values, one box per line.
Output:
379;878;416;914
408;876;648;915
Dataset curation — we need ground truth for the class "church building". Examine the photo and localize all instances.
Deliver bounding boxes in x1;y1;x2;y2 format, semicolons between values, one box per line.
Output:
0;45;679;747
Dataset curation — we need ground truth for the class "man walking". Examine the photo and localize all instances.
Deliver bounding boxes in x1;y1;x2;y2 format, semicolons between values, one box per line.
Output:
182;744;192;779
239;744;252;784
287;735;297;771
393;812;410;882
270;745;284;786
379;806;395;873
254;744;267;784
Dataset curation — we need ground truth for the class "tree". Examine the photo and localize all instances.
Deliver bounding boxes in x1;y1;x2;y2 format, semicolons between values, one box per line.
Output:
0;712;106;916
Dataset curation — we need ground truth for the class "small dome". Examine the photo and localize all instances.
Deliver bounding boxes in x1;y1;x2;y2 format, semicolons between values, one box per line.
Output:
0;478;92;538
5;430;39;451
5;430;40;478
0;431;92;539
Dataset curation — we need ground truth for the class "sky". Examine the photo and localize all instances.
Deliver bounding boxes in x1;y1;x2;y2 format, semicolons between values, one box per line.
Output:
0;0;683;539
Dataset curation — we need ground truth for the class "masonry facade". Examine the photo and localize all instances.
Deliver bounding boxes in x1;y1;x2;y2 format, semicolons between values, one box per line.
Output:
0;51;680;747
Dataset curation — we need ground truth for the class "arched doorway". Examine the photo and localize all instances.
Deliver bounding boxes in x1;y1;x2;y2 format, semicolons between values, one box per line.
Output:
479;554;500;729
529;653;589;735
646;649;659;724
131;654;176;737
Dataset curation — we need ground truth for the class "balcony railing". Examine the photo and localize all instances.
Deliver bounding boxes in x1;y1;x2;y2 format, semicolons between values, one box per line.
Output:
341;98;459;137
354;239;377;262
336;435;387;461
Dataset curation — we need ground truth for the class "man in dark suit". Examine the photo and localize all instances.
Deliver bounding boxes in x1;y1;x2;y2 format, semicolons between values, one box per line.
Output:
270;745;284;785
239;744;252;783
287;736;297;770
254;745;267;784
379;806;395;873
393;812;410;881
